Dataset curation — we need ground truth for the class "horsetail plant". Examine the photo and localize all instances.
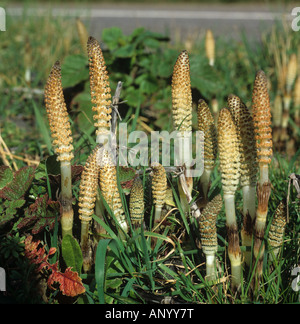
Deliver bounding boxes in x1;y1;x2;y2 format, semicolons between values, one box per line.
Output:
198;194;223;281
272;94;283;130
171;50;193;214
197;99;218;202
44;61;74;237
129;177;145;229
87;36;113;232
78;145;101;272
76;18;89;54
227;94;258;266
284;53;297;109
281;54;298;139
251;70;273;287
171;50;193;136
205;29;215;67
217;108;242;290
151;162;167;224
87;36;112;143
97;146;128;236
293;75;300;126
268;200;287;262
252;70;273;184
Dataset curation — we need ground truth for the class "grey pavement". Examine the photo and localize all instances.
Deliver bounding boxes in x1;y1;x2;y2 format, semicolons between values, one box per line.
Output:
5;2;298;42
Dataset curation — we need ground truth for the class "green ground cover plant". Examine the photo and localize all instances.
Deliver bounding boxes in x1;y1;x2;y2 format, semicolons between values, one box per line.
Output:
0;13;299;304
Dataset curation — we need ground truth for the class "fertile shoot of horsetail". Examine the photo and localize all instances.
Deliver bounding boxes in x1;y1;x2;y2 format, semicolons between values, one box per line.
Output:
252;70;273;185
217;108;242;290
171;50;193;213
97;146;128;236
199;194;223;281
268;201;287;262
129;177;145;229
197;99;218;202
87;36;112;143
205;29;215;67
251;70;273;287
227;94;258;266
151;162;167;224
44;61;74;237
78;145;101;272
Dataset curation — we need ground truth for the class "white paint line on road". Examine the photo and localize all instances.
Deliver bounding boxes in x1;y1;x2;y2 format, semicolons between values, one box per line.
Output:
6;7;291;21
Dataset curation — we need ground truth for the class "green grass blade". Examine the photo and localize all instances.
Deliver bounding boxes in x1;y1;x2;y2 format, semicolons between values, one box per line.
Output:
95;238;112;304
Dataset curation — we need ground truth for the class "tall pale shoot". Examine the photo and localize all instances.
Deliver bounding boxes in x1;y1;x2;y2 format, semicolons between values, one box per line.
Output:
217;108;242;290
44;61;74;237
228;94;258;266
171;50;193;213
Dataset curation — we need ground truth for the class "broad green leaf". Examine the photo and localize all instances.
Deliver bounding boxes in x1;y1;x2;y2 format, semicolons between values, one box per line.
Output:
73;91;94;130
32;100;52;154
61;234;83;275
95;238;111;304
0;199;25;227
139;78;159;94
189;55;222;97
10;199;26;209
143;37;161;49
0;166;35;200
102;27;125;51
17;194;60;234
46;155;60;175
0;166;13;190
61;54;89;88
125;87;145;107
114;44;135;58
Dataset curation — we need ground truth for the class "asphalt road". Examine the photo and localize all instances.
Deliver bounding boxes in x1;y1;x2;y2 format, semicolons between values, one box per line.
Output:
6;2;296;42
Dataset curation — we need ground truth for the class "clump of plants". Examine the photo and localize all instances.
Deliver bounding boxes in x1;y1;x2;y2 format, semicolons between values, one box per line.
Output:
0;23;299;304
